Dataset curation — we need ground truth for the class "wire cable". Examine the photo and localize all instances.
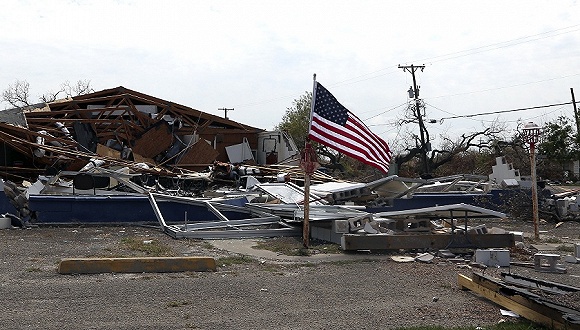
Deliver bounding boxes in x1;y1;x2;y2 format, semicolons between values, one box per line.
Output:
438;102;573;121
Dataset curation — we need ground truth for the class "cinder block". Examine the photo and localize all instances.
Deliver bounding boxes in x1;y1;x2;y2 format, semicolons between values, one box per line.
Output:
58;257;216;274
333;220;349;234
475;249;510;267
533;253;566;274
468;225;488;235
348;215;372;231
397;218;430;232
376;219;396;231
363;222;378;234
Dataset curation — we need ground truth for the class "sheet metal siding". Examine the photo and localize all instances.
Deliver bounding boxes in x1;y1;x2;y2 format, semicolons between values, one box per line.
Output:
28;195;230;223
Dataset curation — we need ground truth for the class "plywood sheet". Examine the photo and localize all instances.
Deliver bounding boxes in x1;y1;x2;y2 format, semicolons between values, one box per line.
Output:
96;144;121;159
177;140;219;165
132;121;173;158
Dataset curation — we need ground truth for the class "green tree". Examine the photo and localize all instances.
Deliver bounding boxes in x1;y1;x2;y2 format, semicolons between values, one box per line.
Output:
538;115;578;179
276;91;311;149
539;115;576;161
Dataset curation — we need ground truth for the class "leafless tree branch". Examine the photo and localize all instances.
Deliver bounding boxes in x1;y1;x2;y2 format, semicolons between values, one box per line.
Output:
2;80;31;107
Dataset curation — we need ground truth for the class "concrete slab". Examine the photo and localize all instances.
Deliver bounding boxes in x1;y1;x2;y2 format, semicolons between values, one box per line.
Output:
415;252;434;263
564;255;580;264
438;250;456;258
58;257;216;274
530;243;560;251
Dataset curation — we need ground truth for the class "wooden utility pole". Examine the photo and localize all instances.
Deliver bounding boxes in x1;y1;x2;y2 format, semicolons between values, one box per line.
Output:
219;108;234;120
399;64;429;175
572;88;579;134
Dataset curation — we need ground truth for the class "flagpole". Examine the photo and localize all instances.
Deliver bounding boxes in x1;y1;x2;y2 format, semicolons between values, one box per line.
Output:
309;73;316;126
302;73;317;249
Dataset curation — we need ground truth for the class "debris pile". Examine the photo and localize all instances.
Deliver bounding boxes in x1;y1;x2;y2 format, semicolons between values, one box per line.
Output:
0;86;305;184
459;271;580;329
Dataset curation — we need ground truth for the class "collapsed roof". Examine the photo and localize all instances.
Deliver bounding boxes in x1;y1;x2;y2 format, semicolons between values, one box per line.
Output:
0;86;263;180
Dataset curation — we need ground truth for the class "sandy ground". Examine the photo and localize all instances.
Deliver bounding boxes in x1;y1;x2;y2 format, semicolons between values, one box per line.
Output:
0;219;579;330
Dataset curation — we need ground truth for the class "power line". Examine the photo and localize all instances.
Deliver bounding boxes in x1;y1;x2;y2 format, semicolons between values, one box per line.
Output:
334;24;580;87
429;73;580;100
363;102;407;121
438;101;573;122
413;24;580;65
234;24;579;110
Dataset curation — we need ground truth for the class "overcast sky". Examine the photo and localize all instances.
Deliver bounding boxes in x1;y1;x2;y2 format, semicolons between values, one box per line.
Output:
1;0;579;152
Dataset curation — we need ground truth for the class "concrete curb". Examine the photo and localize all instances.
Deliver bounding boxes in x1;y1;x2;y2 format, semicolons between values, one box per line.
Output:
58;257;216;274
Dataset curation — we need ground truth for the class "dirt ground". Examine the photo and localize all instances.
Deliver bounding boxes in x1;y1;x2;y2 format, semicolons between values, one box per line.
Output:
0;219;579;330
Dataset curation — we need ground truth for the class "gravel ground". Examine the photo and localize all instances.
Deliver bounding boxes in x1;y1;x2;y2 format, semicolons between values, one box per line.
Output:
0;220;579;330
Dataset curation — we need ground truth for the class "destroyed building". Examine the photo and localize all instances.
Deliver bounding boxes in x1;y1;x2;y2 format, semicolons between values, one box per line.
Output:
0;86;297;180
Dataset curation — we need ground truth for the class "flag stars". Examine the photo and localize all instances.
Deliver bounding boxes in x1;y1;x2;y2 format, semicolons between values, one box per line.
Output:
314;84;349;126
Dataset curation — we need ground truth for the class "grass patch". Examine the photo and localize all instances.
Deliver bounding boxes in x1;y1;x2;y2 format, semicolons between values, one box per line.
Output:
184;271;200;278
198;241;214;250
253;237;341;256
120;237;173;256
216;255;256;267
167;300;190;308
542;236;562;244
261;265;286;274
556;244;575;252
327;259;374;266
295;262;317;267
26;267;41;272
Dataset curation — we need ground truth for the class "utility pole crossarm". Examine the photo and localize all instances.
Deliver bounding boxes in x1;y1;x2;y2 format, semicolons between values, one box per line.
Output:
218;107;234;120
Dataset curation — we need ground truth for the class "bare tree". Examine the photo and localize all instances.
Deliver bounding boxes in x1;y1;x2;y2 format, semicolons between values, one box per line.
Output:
394;119;507;177
40;88;64;103
2;80;31;107
62;79;94;98
3;79;94;108
439;128;501;164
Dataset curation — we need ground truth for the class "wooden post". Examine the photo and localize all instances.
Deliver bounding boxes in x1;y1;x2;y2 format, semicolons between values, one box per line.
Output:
303;172;310;248
300;141;317;248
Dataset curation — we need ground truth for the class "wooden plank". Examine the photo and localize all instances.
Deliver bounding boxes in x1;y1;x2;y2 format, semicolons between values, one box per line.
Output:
470;272;580;325
132;152;155;164
458;274;566;329
459;274;580;329
96;144;120;159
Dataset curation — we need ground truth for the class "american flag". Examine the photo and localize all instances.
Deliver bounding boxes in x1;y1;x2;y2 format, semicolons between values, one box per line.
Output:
308;82;392;173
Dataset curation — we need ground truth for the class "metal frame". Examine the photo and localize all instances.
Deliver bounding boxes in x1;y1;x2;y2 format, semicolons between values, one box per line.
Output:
148;192;301;239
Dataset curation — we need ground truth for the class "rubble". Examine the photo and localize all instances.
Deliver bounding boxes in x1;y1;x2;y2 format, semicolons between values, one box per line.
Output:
0;86;577;258
459;271;580;329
